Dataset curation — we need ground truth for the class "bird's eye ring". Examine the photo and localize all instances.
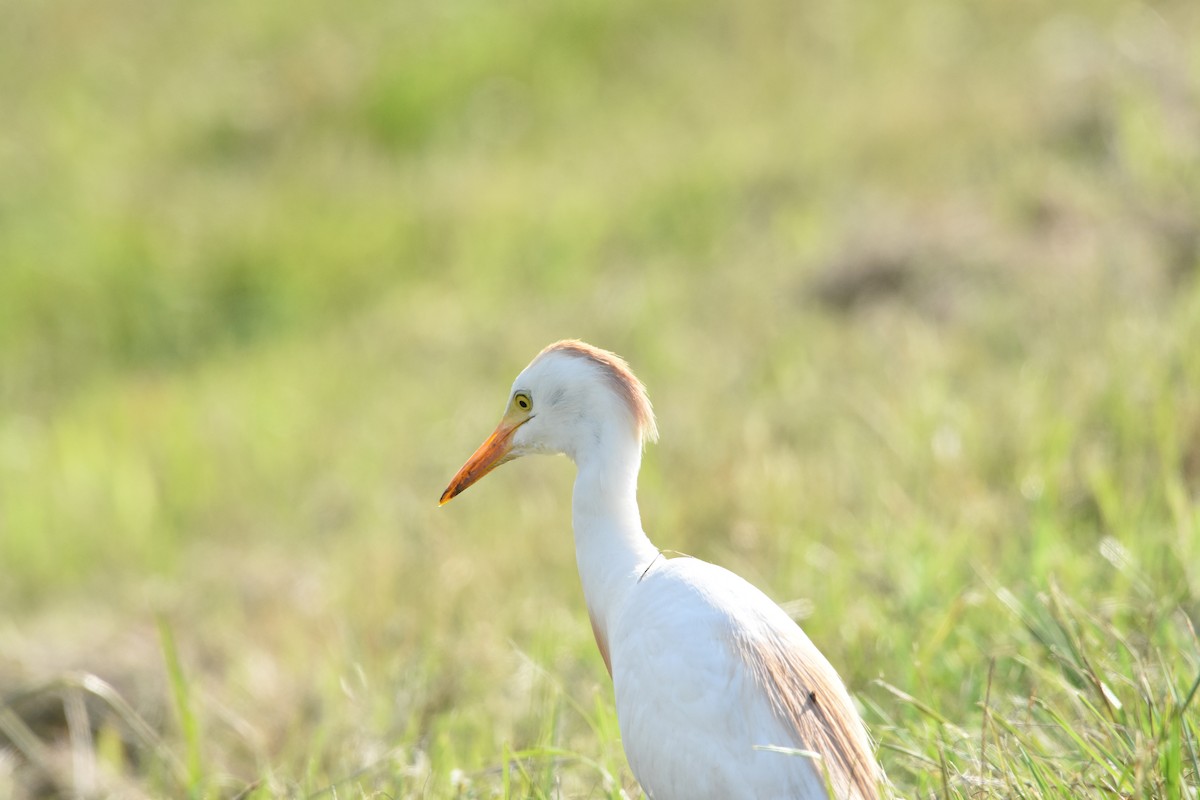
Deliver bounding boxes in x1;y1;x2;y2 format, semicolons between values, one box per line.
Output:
514;392;532;412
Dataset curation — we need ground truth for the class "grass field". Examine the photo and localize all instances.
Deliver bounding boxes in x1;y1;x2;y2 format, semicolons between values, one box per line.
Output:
2;0;1199;797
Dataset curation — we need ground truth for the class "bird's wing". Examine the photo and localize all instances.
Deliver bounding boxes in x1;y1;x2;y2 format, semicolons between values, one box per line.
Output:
611;557;880;800
731;594;882;800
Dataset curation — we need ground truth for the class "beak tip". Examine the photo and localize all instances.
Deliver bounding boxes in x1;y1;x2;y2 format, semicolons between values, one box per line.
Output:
440;480;466;505
440;421;518;511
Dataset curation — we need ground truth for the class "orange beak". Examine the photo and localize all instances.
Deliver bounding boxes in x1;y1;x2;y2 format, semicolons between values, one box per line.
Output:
439;417;527;505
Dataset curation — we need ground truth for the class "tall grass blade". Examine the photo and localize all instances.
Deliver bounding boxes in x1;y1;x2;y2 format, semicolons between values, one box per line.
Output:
158;617;204;798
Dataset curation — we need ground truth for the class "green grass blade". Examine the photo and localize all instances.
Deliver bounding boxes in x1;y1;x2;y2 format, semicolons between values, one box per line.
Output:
158;618;204;798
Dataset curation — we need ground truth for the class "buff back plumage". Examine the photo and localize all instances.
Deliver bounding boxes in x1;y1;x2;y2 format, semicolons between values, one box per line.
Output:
735;628;882;799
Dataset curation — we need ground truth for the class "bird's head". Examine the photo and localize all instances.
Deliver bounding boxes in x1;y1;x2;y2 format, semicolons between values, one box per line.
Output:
439;340;657;505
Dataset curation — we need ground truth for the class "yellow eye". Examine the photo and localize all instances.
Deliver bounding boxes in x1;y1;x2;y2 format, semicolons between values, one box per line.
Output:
514;392;532;412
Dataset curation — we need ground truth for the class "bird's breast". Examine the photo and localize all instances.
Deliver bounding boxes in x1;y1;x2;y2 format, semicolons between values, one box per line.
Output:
588;609;612;677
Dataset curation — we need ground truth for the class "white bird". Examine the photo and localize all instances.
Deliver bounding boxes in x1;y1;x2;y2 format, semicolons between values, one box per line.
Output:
440;340;882;800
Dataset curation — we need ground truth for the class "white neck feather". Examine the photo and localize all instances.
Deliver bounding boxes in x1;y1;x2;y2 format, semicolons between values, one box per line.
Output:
571;433;658;632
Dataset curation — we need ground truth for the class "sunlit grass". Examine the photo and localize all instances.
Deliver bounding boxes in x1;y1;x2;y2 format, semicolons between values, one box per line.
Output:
2;0;1199;796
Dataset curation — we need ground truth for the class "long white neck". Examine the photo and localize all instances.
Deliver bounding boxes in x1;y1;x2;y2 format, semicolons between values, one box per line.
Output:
571;434;658;634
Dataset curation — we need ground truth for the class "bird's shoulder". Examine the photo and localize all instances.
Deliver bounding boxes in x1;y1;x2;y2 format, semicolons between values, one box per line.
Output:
609;554;813;698
623;554;799;637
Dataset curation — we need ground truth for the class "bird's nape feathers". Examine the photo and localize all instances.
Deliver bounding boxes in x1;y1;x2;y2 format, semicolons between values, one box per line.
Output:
535;340;658;445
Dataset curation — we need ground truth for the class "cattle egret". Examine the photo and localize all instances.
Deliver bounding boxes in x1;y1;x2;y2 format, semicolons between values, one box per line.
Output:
440;340;882;799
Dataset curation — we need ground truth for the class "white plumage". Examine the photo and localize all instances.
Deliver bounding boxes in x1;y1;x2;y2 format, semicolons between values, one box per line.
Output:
441;340;881;800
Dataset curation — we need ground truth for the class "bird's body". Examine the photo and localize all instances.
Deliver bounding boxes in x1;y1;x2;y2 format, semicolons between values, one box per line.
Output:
611;559;870;798
441;340;881;800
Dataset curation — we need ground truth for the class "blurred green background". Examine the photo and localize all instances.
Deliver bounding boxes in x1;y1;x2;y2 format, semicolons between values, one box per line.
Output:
2;0;1198;796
